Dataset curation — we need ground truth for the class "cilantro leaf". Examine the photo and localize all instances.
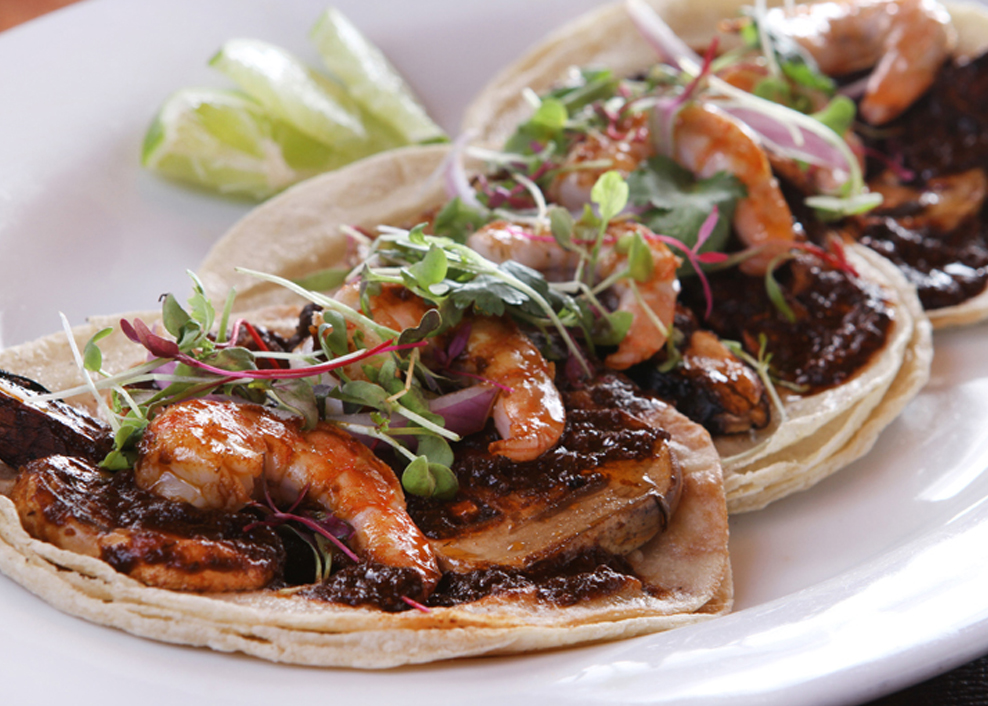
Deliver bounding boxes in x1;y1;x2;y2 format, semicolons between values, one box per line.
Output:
432;197;491;244
627;155;744;265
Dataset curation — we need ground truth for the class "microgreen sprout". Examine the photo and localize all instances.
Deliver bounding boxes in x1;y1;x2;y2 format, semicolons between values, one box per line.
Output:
723;333;790;424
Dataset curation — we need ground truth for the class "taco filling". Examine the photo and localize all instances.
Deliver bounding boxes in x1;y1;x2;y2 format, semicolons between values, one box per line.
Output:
0;207;731;666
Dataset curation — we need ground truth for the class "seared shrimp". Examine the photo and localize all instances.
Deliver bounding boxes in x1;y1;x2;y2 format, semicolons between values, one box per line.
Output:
670;102;797;274
457;316;566;462
549;110;655;211
598;222;681;370
335;279;567;463
468;220;680;370
334;279;432;336
136;399;441;596
467;220;579;277
765;0;956;124
12;455;283;592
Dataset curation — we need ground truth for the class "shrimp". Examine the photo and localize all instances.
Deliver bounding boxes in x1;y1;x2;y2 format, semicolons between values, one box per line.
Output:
671;102;797;274
549;110;655;211
456;316;566;461
334;279;432;336
467;220;681;370
532;100;796;275
334;280;566;461
765;0;956;124
135;399;441;597
467;220;579;277
598;222;681;370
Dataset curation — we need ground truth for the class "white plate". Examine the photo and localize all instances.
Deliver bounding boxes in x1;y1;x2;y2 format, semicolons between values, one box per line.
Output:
1;0;987;704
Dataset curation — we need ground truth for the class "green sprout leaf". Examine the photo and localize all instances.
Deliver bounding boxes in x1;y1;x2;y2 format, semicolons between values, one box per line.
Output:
628;156;743;265
591;170;629;228
161;293;191;340
548;205;576;251
319;310;350;357
293;267;349;292
432;197;491;244
592;310;634;346
417;434;454;468
765;255;797;323
531;97;568;131
625;230;654;283
405;243;448;288
396;308;443;346
402;455;458;500
82;327;114;372
812;95;856;138
402;455;436;497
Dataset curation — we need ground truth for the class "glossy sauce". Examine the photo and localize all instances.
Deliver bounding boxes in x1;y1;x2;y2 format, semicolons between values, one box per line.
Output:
407;402;664;540
857;55;988;308
17;456;283;577
681;253;893;391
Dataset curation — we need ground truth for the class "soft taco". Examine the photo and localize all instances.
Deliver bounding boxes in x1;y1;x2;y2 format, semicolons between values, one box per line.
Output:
465;0;988;329
0;147;731;667
197;8;936;513
444;0;946;512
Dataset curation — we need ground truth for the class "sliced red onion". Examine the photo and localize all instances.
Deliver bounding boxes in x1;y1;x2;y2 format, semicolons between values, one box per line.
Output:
626;0;702;74
429;384;498;437
721;105;852;182
444;130;485;210
330;384;498;448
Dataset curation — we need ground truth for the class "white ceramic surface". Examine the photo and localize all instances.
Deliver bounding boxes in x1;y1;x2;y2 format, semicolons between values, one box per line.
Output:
1;1;987;704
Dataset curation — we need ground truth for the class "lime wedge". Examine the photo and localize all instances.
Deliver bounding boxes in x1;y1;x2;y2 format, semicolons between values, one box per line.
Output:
310;8;447;144
209;38;370;150
141;87;348;200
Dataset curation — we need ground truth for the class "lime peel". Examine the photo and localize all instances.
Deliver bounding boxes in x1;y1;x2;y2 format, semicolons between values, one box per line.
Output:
141;87;345;200
310;8;446;144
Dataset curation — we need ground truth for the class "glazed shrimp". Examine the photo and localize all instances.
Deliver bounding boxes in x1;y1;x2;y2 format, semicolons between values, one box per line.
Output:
135;399;441;596
334;279;566;460
670;102;797;274
765;0;956;124
467;220;580;277
598;222;681;370
457;316;566;462
334;279;432;336
467;220;680;369
549;110;655;211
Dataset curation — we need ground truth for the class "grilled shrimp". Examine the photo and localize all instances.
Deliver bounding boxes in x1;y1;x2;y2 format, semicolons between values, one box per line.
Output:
335;279;432;337
333;281;567;463
536;100;796;275
549;110;655;211
669;102;797;274
12;455;284;592
598;222;681;369
467;220;681;369
136;399;441;596
765;0;956;124
457;316;566;461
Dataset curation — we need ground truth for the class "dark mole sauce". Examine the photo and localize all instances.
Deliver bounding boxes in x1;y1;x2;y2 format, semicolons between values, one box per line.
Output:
401;374;664;609
427;547;640;608
681;253;893;392
28;457;283;575
297;562;425;612
859;217;988;310
407;384;664;540
857;54;988;308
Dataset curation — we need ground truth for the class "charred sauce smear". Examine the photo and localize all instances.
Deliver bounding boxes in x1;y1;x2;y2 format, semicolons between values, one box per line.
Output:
854;54;988;309
680;252;893;392
407;402;664;540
